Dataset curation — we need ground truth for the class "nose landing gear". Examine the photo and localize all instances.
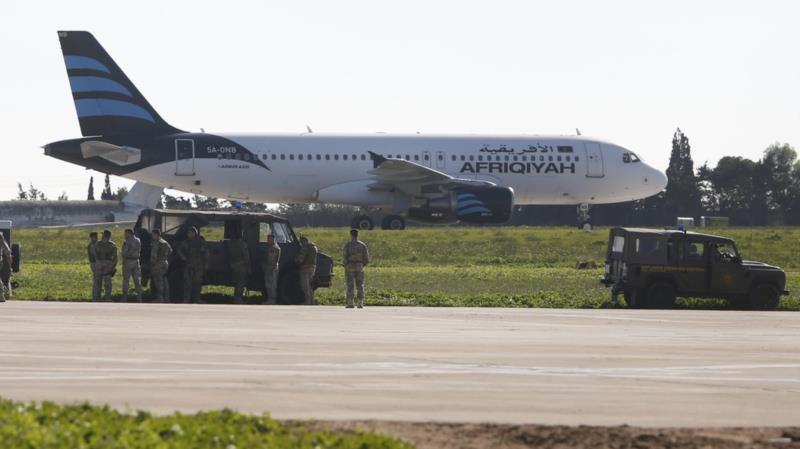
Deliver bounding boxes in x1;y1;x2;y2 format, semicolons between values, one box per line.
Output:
577;204;593;231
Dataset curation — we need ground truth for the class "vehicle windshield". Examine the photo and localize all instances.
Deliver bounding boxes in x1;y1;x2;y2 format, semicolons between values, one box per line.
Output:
712;242;739;262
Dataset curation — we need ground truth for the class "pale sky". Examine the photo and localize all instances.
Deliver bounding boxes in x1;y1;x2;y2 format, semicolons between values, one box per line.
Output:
1;0;798;201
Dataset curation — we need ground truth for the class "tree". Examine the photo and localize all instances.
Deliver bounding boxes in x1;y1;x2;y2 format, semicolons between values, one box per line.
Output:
113;186;129;201
663;128;702;222
101;174;113;200
761;143;796;213
17;182;46;201
194;195;220;209
161;193;192;209
58;192;69;201
87;176;95;200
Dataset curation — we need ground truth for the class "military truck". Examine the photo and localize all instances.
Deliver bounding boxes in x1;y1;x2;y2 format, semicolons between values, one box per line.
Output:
0;220;21;295
600;227;788;310
133;209;333;303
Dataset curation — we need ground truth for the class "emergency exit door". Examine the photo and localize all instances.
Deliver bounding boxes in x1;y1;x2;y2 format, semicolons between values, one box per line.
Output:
584;142;604;178
175;139;195;176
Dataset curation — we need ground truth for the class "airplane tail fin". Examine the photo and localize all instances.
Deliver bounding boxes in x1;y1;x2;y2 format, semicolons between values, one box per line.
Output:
57;31;181;137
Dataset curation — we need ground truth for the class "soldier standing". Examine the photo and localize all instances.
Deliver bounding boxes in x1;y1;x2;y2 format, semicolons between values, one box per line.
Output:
121;229;143;302
177;226;208;303
88;232;100;301
260;234;281;304
94;230;118;302
0;233;10;303
295;236;317;305
149;229;172;302
343;229;370;308
226;230;251;304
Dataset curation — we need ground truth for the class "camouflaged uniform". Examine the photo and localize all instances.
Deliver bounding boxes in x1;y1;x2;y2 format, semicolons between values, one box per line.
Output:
0;235;10;302
122;235;143;302
87;239;99;301
260;242;281;303
296;240;317;305
226;238;250;303
94;239;118;302
150;238;172;302
343;238;370;307
178;233;208;303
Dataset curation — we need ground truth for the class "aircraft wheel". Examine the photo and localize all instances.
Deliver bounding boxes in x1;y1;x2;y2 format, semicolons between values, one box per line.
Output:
579;221;593;231
381;215;406;230
351;215;374;230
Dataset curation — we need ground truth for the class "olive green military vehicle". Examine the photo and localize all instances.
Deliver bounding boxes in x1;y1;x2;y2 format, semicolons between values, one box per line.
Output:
600;227;788;309
134;209;333;303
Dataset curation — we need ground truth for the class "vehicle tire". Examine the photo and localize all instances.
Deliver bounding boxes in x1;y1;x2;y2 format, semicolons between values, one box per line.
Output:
646;282;677;309
381;215;406;230
277;270;305;305
351;215;374;231
748;283;779;310
579;221;593;231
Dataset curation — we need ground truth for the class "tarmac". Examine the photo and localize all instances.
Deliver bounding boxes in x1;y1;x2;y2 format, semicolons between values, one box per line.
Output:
0;301;798;427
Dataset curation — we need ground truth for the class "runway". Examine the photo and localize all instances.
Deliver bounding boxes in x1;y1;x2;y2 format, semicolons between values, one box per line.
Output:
0;301;798;427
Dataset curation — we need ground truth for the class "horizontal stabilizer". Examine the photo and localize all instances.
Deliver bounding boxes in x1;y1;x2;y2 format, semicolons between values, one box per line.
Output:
80;141;141;166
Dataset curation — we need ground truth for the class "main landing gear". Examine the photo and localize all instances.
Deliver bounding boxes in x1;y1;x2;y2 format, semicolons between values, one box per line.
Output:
349;214;406;230
577;203;593;231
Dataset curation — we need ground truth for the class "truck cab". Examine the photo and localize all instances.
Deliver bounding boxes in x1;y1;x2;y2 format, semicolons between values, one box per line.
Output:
601;227;787;309
134;209;333;304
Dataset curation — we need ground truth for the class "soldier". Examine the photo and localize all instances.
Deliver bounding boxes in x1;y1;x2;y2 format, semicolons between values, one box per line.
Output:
226;230;251;304
88;232;100;301
149;229;172;302
177;226;208;303
295;236;317;305
0;233;11;303
94;230;118;302
260;234;281;304
343;228;370;308
121;229;143;302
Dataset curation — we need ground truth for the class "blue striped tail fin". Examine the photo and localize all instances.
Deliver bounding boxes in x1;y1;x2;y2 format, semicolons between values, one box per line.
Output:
58;31;181;137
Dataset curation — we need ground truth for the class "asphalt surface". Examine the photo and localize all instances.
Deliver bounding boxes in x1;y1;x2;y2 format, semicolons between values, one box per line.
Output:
0;301;798;427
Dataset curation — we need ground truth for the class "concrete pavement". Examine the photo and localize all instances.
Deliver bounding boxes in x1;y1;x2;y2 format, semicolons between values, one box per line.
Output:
0;301;798;426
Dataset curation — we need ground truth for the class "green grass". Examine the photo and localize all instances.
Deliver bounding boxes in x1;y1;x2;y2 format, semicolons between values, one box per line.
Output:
0;398;411;449
8;226;800;309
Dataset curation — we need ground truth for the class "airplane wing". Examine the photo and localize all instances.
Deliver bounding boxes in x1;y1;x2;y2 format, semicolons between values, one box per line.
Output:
367;151;494;196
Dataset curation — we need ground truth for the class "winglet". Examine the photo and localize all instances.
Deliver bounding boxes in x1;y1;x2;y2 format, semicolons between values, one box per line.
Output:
368;151;387;169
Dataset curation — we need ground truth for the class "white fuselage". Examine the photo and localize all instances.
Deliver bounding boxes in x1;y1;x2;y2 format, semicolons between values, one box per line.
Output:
125;134;666;210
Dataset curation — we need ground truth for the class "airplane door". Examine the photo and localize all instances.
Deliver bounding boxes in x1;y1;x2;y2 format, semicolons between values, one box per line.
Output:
422;151;432;167
584;142;604;178
175;139;195;176
435;151;446;170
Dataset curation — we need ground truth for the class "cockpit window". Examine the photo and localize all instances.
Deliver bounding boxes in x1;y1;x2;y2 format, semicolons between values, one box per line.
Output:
622;153;641;163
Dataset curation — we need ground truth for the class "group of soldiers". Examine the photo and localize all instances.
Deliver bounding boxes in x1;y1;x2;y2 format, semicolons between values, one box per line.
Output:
0;233;12;302
82;226;369;306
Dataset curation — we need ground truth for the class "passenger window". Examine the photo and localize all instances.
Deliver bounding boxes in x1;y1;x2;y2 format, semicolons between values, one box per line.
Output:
334;154;339;160
298;154;303;160
504;155;509;161
451;155;457;161
289;154;294;160
270;223;293;243
316;154;321;160
684;241;705;261
478;156;483;161
575;156;580;162
635;238;661;256
352;155;357;160
460;155;465;161
325;154;330;160
469;155;474;161
623;153;631;163
343;154;348;160
424;154;429;161
361;154;366;160
612;236;625;253
280;154;285;160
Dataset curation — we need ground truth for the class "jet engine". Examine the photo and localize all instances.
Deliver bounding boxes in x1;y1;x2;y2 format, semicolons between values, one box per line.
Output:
408;186;514;224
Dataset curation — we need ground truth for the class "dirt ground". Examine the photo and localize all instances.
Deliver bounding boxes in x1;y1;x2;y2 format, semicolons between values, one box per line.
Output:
297;421;800;449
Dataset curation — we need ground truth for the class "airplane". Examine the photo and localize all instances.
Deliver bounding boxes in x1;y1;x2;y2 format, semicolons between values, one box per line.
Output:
45;31;667;231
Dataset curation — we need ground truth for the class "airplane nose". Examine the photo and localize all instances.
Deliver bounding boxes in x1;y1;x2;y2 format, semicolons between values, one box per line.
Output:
644;165;668;195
